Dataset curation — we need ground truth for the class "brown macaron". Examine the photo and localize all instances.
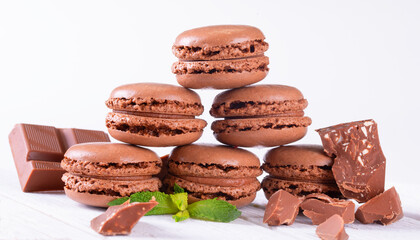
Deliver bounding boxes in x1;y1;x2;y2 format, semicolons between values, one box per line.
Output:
172;25;269;89
210;85;312;147
61;143;162;207
105;83;207;147
261;145;341;200
163;144;262;207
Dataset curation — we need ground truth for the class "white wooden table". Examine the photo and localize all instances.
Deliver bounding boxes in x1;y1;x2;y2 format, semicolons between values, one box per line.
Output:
1;167;419;240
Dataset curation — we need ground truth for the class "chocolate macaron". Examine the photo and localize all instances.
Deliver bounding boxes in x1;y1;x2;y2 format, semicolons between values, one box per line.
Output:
105;83;207;147
261;145;341;200
210;85;312;147
163;144;262;207
61;143;162;207
172;25;269;89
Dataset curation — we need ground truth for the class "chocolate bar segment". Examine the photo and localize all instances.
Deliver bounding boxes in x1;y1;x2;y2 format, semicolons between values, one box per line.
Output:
300;194;355;225
316;214;349;240
316;120;386;202
9;123;110;192
263;190;302;226
355;187;403;225
91;200;158;236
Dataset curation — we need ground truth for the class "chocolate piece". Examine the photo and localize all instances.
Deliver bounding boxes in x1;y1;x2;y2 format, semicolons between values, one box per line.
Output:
355;187;403;225
316;214;349;240
263;190;302;226
300;194;355;225
9;123;109;192
316;119;386;202
91;199;158;236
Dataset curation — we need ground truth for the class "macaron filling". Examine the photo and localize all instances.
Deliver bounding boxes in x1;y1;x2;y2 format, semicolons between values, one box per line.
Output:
62;173;161;197
173;39;269;60
61;157;162;176
172;55;269;75
262;176;342;199
164;174;260;201
210;99;308;118
106;112;207;137
106;97;204;116
262;163;334;183
168;160;262;178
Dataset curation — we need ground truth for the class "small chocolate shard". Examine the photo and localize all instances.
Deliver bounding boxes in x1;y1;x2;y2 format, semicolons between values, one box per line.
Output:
300;194;355;225
91;199;158;236
9;123;110;192
355;187;403;225
263;190;302;226
316;119;386;202
316;214;349;240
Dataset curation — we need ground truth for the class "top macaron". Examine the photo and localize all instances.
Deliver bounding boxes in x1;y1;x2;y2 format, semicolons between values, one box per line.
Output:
172;25;269;89
105;83;207;147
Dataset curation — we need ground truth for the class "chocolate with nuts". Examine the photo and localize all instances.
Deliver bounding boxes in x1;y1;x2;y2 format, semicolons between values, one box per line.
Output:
316;120;386;202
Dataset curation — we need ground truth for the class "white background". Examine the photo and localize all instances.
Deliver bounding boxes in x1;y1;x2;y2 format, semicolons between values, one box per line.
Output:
1;1;420;239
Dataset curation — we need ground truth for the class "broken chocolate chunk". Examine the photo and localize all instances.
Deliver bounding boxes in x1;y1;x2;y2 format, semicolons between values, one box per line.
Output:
300;194;355;225
263;190;302;226
316;119;386;202
316;214;349;240
355;186;403;225
91;199;158;236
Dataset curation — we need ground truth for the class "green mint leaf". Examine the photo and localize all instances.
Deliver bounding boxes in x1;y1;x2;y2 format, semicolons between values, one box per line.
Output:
129;191;178;215
172;210;190;222
173;183;185;193
107;197;129;206
170;192;188;211
188;199;241;222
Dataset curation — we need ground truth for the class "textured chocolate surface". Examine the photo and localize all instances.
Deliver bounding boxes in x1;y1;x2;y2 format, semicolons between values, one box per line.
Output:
8;123;109;192
316;214;349;240
355;187;403;225
263;190;302;226
317;119;386;202
173;25;268;60
91;200;158;236
300;194;355;225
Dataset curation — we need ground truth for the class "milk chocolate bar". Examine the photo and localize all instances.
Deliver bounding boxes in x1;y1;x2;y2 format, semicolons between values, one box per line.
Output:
263;190;302;226
316;214;349;240
9;123;110;192
316;120;386;202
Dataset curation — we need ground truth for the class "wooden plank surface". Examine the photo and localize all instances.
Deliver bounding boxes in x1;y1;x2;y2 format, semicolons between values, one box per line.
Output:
1;169;419;240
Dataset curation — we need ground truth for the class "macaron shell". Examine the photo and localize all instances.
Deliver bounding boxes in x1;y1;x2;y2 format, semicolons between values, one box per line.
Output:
109;82;202;104
108;128;205;147
261;164;334;183
188;192;257;208
64;143;161;164
176;70;268;89
174;25;265;48
214;127;308;147
64;188;116;208
169;144;260;167
264;145;333;167
212;84;305;106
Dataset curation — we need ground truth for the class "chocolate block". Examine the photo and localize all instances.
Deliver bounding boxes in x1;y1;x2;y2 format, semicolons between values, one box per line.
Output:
316;214;349;240
355;187;403;225
316;120;386;202
263;190;302;226
300;194;355;225
9;123;110;192
91;199;158;236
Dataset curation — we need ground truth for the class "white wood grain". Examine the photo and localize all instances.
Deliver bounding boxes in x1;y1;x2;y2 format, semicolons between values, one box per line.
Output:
1;169;419;240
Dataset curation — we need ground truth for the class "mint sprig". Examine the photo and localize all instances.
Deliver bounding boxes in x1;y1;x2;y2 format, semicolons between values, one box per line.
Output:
107;185;241;223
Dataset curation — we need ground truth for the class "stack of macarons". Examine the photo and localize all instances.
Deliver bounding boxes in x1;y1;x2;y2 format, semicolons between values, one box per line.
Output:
62;24;316;208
